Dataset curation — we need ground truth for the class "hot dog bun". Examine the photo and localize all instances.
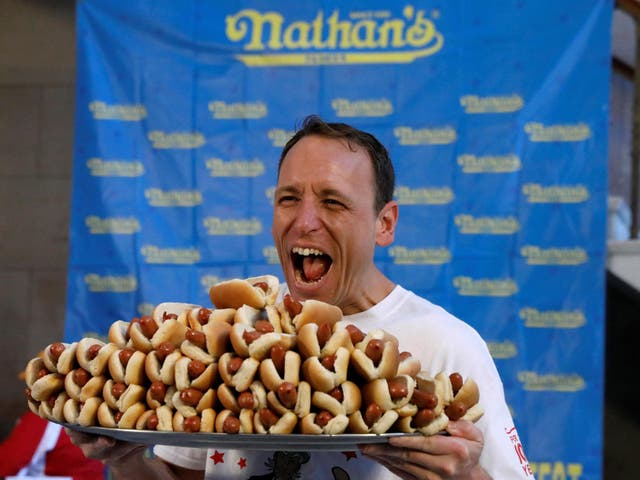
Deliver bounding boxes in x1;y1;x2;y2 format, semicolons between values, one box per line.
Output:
209;275;279;309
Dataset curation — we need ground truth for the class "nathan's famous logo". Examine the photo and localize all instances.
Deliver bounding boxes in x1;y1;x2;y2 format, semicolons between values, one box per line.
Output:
208;100;267;119
84;274;137;293
487;340;517;359
522;183;589;203
519;307;586;328
262;246;281;265
145;189;202;207
140;245;200;265
457;154;521;174
394;126;457;145
331;98;393;117
86;158;145;177
453;276;518;297
85;216;140;235
524;122;591;142
206;158;265;177
517;371;585;392
389;246;451;265
89;101;147;121
394;186;453;205
148;131;205;149
454;215;520;234
460;94;524;114
268;129;296;147
225;6;443;66
203;217;262;235
520;246;588;266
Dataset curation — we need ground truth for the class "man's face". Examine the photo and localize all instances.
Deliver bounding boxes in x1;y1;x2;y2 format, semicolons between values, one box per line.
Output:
272;135;391;312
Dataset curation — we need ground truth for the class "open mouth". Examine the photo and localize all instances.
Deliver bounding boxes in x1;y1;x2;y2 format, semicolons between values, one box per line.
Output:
292;247;332;284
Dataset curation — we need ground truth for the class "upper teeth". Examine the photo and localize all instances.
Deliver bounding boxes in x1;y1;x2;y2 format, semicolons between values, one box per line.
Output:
292;247;324;256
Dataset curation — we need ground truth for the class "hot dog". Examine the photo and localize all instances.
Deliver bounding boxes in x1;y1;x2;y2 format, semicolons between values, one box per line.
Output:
279;296;343;334
253;407;297;434
300;410;349;435
181;319;232;363
266;380;312;418
25;356;65;402
64;368;106;403
214;409;254;434
172;408;216;433
63;396;102;427
108;347;146;385
311;381;362;417
217;380;267;414
172;387;216;419
301;347;350;393
135;405;174;431
187;306;236;331
348;402;399;434
296;322;353;359
209;275;280;310
37;391;69;423
152;302;198;326
128;314;188;353
174;356;217;392
145;341;183;385
218;352;260;392
76;338;119;377
229;323;296;361
350;329;400;382
397;351;422;378
362;374;416;411
97;400;146;429
42;342;78;375
259;346;301;392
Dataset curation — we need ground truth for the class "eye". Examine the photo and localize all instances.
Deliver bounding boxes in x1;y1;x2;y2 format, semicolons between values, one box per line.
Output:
276;194;298;206
323;198;346;209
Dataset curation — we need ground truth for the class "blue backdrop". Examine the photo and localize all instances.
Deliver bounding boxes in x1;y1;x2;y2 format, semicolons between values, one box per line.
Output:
67;1;612;478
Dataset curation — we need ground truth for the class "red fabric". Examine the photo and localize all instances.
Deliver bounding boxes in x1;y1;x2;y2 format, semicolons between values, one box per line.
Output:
0;411;104;479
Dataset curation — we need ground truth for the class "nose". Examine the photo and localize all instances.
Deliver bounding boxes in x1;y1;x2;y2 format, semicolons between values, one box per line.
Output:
293;197;322;235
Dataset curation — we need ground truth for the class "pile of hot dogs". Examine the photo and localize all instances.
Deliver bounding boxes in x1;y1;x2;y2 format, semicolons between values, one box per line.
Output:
24;275;483;435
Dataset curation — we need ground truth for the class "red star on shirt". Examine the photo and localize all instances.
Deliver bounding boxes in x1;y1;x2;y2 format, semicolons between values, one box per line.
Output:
238;457;247;469
210;450;225;465
342;451;357;461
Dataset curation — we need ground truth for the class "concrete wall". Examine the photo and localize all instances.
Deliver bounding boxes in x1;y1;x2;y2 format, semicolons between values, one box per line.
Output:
0;0;76;438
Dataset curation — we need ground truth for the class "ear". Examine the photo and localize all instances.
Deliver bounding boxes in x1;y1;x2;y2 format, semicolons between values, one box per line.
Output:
375;201;398;247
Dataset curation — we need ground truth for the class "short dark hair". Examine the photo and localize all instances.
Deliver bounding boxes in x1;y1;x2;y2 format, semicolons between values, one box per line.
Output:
278;115;395;213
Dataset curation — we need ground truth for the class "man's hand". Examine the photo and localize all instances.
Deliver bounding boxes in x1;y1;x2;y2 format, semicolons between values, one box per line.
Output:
360;420;491;480
65;429;147;464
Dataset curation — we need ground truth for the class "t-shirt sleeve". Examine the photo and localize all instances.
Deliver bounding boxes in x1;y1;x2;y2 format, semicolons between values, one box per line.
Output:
153;445;208;470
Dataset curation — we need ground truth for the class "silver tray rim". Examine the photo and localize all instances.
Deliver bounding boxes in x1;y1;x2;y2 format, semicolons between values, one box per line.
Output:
59;422;421;451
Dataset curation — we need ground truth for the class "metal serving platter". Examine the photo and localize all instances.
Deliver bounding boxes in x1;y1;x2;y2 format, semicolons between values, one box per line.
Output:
60;423;420;451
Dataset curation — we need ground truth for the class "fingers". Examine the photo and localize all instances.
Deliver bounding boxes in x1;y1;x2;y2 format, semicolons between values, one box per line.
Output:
445;419;483;441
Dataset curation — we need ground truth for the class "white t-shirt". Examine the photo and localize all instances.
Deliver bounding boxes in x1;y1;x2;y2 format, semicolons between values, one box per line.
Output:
154;285;532;479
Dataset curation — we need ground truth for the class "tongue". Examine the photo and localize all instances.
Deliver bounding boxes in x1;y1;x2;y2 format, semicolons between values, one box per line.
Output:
302;256;330;282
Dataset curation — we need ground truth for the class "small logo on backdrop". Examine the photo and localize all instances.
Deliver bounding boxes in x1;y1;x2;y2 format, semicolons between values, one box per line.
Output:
262;246;281;264
520;246;588;266
206;158;265;177
140;246;201;264
394;186;454;205
453;276;518;297
389;246;451;265
524;122;591;142
459;94;524;114
203;217;262;235
268;129;296;147
454;215;520;234
393;126;457;145
457;154;521;174
331;98;393;117
522;183;589;203
148;131;205;149
85;216;141;235
84;274;137;293
86;158;145;177
487;340;518;359
517;371;586;392
89;101;147;121
519;307;586;328
208;100;268;119
145;189;203;207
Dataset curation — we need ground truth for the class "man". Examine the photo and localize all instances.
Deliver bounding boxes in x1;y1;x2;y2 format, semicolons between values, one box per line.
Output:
69;115;530;479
